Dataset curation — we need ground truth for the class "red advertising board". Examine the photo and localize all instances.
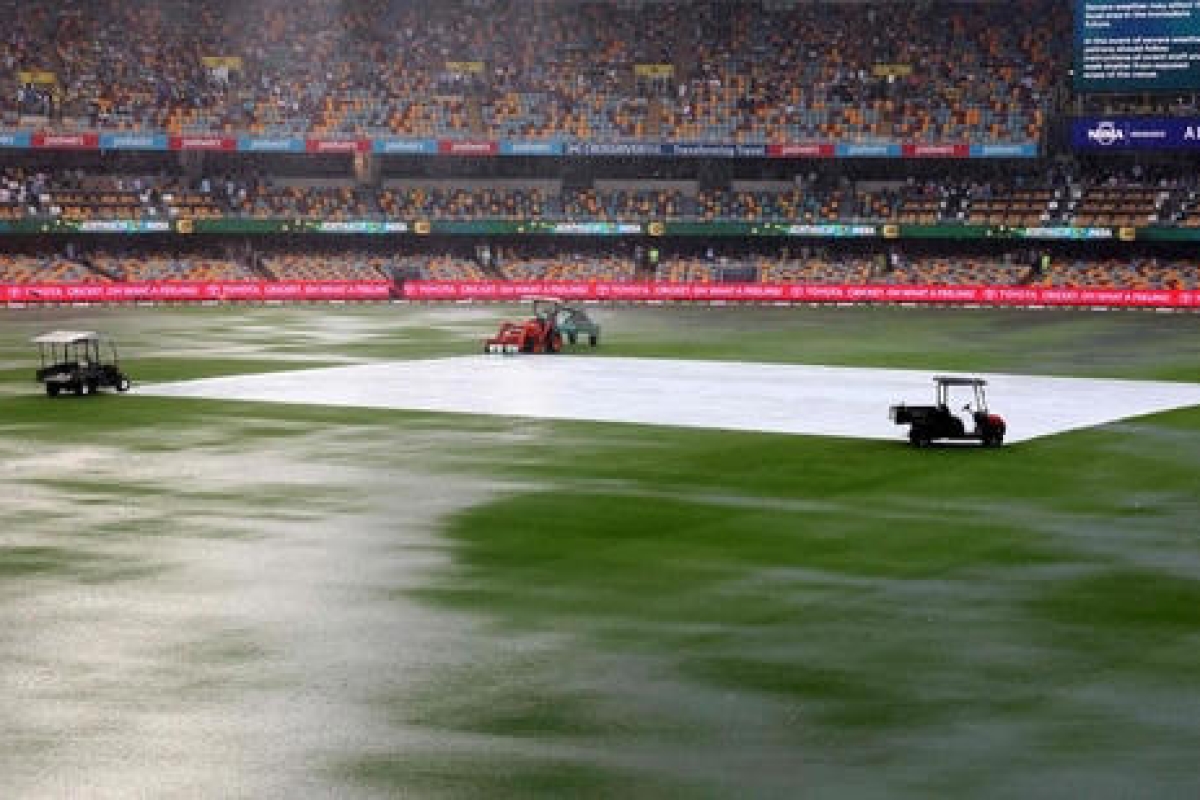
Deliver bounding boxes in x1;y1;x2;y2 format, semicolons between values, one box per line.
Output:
0;281;393;304
767;143;836;158
5;280;1197;309
437;139;499;156
32;132;100;149
902;143;971;158
169;136;238;151
304;138;371;153
401;281;1200;309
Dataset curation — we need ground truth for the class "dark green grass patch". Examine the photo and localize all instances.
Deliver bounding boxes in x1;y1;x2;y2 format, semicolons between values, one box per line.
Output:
345;753;706;800
405;400;1200;787
0;545;161;584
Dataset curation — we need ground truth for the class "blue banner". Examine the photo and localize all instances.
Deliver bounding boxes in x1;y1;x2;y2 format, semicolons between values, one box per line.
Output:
372;138;438;155
237;136;305;152
1073;117;1200;150
0;132;32;148
499;140;564;156
836;143;903;157
99;133;169;150
969;143;1038;158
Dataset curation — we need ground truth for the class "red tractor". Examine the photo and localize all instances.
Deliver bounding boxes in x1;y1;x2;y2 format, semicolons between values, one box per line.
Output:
484;297;565;354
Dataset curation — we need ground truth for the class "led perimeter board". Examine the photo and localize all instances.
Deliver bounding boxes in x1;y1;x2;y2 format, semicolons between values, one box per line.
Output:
1074;0;1200;92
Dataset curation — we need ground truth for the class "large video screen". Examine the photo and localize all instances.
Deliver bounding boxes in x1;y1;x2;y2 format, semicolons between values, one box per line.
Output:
1075;0;1200;92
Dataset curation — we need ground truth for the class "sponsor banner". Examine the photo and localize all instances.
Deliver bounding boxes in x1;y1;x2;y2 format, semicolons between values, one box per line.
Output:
1017;226;1114;240
902;143;970;158
836;142;903;157
499;140;564;156
315;221;408;233
100;133;169;150
669;142;767;158
785;224;877;237
0;132;32;148
563;142;671;157
372;138;439;155
237;136;304;152
970;143;1038;158
77;220;172;233
170;135;237;151
1;281;392;304
767;143;836;158
401;281;1200;309
437;139;499;156
32;132;99;149
547;222;642;235
501;139;566;155
1073;117;1200;151
0;131;1047;159
305;138;371;154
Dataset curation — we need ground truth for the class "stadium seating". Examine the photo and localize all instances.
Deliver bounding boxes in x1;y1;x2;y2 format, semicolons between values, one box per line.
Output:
0;0;1063;144
0;255;107;283
92;253;254;281
263;254;393;281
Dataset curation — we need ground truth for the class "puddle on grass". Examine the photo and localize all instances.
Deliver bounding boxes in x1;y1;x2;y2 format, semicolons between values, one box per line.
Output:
0;424;506;799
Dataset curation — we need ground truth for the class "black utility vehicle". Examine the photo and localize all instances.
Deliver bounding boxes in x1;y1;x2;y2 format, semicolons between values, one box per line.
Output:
890;376;1006;447
33;331;132;397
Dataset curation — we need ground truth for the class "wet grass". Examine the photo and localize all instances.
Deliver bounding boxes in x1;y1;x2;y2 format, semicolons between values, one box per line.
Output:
3;304;1200;797
396;402;1200;795
0;544;163;584
344;754;707;800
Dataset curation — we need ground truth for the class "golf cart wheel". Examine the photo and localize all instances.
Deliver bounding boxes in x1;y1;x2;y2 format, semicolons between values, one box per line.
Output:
75;381;88;396
46;383;60;397
984;432;1004;448
568;332;578;345
589;333;599;347
909;429;931;448
117;376;131;392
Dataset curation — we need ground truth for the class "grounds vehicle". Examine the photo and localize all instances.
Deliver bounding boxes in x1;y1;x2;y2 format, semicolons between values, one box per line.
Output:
554;302;601;347
33;330;132;397
485;297;600;353
890;376;1006;447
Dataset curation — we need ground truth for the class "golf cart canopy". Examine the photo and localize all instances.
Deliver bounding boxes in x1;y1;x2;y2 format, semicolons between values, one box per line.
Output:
31;330;103;345
932;375;987;387
526;296;565;304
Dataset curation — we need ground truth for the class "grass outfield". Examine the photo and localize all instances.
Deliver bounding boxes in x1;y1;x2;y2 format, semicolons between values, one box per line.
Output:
2;304;1200;798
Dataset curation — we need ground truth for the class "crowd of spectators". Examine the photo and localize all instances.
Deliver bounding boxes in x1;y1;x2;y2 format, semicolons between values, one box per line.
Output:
0;0;1063;143
7;166;1200;228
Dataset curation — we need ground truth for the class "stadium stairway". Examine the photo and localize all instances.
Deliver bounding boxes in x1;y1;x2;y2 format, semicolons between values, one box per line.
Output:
250;253;279;282
81;255;122;282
